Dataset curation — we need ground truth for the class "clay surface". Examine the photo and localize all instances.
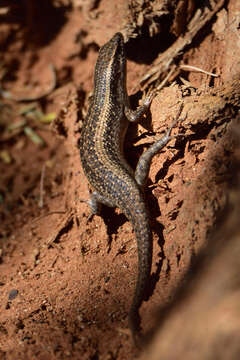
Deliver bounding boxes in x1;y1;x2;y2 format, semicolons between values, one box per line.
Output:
0;1;239;359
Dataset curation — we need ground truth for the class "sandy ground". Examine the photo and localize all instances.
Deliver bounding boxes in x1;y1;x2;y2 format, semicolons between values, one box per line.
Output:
0;1;239;359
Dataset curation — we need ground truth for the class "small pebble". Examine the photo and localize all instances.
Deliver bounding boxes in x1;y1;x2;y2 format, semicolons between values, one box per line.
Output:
8;289;18;301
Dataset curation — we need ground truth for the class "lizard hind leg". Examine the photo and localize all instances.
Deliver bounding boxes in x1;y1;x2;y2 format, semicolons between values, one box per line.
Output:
134;126;175;187
81;191;116;222
134;104;185;187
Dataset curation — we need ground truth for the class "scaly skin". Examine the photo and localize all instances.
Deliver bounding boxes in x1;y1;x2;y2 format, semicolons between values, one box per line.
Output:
79;32;178;342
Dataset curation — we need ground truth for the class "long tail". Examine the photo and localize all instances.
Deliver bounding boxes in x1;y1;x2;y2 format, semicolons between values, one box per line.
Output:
128;203;152;338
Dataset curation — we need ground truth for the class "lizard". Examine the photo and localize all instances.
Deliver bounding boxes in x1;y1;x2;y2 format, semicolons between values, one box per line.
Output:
79;32;181;342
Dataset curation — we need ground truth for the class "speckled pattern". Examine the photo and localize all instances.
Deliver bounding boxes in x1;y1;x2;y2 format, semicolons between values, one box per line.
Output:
79;32;170;338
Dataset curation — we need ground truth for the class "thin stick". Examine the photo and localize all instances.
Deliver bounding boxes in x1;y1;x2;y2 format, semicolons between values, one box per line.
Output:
180;64;219;77
39;163;46;208
32;211;67;223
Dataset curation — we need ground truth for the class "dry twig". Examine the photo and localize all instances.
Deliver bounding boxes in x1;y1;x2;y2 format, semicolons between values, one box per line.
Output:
140;0;225;89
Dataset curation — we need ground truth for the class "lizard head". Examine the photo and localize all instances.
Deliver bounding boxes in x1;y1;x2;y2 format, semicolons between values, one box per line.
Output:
94;32;126;93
